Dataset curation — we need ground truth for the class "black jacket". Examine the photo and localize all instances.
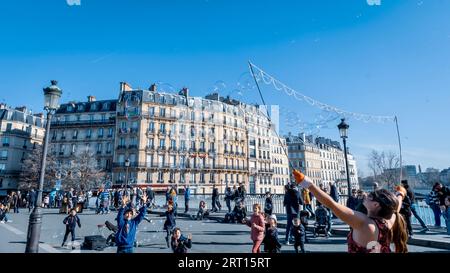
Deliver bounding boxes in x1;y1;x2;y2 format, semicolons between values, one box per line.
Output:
63;215;81;230
212;188;219;199
264;197;273;214
346;196;358;210
171;235;192;253
400;195;412;217
290;224;306;243
284;188;303;215
263;227;281;252
330;185;339;202
164;210;176;230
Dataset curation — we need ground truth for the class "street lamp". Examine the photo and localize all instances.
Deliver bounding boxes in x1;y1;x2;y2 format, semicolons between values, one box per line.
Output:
337;118;352;198
124;158;130;188
25;80;62;253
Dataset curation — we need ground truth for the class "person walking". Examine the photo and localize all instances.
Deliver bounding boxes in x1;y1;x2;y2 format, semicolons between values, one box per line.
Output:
115;193;149;253
28;189;36;213
291;217;306;253
164;205;176;248
244;203;265;253
12;192;19;213
184;185;191;213
302;188;315;218
401;180;429;232
61;208;81;249
263;214;282;253
283;183;303;244
264;192;273;216
428;183;443;227
293;170;409;253
146;187;155;208
224;187;233;213
211;185;219;213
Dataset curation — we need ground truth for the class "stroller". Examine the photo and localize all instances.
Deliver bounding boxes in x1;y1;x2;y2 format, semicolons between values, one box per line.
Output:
313;205;329;238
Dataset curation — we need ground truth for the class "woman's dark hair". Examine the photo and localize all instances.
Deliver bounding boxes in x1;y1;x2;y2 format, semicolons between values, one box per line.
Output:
369;189;408;253
172;227;181;237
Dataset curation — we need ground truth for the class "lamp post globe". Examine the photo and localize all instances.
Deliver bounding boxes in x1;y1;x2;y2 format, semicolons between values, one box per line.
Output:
25;80;62;253
337;118;352;198
124;158;130;188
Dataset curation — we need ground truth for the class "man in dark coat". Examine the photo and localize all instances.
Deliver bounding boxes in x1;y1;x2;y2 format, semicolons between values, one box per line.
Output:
401;180;429;232
283;183;303;244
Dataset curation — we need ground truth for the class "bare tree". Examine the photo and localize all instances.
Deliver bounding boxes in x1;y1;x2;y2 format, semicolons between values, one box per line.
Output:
62;149;105;191
367;150;401;189
19;145;59;190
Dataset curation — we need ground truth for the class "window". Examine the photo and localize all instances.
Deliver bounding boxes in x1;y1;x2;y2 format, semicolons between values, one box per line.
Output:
149;122;155;131
158;171;164;183
147;138;154;147
180;140;186;149
89;115;94;122
97;143;102;153
190;173;196;183
160;123;166;133
0;163;5;171
200;141;205;150
209;142;215;151
170;139;176;149
191;111;195;121
71;144;76;154
121;121;127;129
180;124;185;133
159;139;165;148
190;141;196;150
119;138;125;146
145;154;153;167
106;143;112;153
130;154;136;163
101;114;106;121
180;156;186;168
158;155;165;167
171;155;176;167
200;172;205;183
160;107;166;117
86;129;92;138
2;137;9;146
132;121;138;130
73;130;78;138
148;106;155;116
0;150;8;160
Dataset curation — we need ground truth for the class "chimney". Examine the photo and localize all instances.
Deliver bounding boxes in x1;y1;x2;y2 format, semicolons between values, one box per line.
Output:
149;83;157;92
87;95;96;102
15;106;27;113
120;82;132;92
179;87;189;97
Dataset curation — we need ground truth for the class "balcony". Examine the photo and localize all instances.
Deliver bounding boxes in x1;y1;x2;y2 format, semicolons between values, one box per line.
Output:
117;145;127;150
96;151;102;154
168;146;177;152
59;152;64;155
97;135;104;139
106;151;112;154
112;162;138;168
128;144;138;149
107;134;113;138
61;136;66;140
86;135;91;139
51;118;115;127
2;143;9;147
72;136;78;139
0;156;8;160
198;148;206;153
146;145;155;151
158;130;167;136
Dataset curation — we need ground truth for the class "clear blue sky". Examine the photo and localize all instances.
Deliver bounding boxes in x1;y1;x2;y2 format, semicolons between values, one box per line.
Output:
1;0;449;176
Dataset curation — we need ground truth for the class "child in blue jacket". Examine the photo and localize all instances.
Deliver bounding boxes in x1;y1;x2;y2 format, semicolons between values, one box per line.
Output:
115;194;149;253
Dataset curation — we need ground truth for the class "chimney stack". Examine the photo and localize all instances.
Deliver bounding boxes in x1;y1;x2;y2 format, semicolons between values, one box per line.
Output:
87;95;96;102
149;83;157;92
120;82;132;92
179;87;189;97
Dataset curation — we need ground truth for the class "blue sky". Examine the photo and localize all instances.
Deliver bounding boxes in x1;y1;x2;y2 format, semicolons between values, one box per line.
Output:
1;0;449;175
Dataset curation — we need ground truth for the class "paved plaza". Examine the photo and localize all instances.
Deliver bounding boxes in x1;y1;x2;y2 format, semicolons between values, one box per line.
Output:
0;207;448;253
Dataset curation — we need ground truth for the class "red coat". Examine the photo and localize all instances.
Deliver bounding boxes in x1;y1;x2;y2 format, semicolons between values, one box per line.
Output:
247;213;265;241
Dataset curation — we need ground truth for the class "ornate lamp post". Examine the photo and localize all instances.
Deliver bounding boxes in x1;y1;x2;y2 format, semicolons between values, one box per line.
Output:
25;80;62;253
124;158;130;188
337;118;352;198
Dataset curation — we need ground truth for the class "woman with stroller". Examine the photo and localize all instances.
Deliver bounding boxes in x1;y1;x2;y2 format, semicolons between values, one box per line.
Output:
293;170;409;253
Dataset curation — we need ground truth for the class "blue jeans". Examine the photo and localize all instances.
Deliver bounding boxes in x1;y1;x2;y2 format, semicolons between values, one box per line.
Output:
117;247;134;253
411;204;427;228
431;204;441;227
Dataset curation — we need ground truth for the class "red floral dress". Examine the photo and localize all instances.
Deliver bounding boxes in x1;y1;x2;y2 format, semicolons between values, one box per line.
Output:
347;217;391;253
